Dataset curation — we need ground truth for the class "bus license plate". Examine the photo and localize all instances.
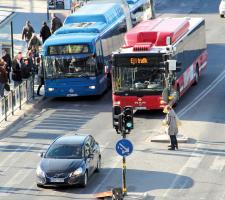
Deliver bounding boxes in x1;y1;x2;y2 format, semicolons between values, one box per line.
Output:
67;94;78;97
135;107;147;110
50;178;64;183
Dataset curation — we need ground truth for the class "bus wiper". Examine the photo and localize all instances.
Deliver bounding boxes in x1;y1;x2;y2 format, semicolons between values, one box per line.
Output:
79;73;90;79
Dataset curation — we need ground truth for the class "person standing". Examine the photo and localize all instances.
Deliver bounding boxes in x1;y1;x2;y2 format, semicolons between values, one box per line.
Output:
0;59;7;97
21;58;32;79
12;52;23;87
22;21;35;47
164;105;178;150
37;60;44;96
2;49;12;83
40;21;51;43
28;33;42;53
51;14;63;33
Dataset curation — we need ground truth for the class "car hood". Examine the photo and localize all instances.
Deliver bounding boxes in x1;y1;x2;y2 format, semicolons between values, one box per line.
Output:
41;158;83;172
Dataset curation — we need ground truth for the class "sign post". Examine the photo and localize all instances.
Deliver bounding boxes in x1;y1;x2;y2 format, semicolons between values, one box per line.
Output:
116;138;133;195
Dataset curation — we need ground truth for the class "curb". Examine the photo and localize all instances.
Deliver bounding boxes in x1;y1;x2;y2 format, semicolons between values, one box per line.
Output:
0;96;49;138
150;134;188;143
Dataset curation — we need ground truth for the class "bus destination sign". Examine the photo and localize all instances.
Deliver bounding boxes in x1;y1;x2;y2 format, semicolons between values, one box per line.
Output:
130;57;148;65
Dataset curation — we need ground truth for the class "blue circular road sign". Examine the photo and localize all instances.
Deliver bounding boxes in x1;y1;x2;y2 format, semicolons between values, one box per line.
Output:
116;139;133;157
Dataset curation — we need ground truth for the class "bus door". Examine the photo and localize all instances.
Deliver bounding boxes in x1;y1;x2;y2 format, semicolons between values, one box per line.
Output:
95;39;108;92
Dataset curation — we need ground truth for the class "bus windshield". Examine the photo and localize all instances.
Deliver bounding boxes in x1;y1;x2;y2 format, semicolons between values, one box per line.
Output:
43;55;97;79
113;66;164;94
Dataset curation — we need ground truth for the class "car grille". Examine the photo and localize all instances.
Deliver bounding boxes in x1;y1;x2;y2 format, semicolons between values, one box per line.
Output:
46;172;69;178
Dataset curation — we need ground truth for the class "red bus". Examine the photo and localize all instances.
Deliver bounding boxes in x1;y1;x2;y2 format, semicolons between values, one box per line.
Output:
112;17;207;110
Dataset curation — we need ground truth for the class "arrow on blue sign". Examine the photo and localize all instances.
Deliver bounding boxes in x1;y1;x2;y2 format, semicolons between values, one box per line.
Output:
116;139;133;157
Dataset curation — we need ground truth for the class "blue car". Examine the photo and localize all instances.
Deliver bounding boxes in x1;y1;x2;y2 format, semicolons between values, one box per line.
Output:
36;134;101;187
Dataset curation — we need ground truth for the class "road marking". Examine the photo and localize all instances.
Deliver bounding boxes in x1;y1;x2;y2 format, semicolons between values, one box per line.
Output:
209;156;225;171
0;142;28;168
162;144;206;198
177;68;225;117
92;156;121;194
0;169;27;197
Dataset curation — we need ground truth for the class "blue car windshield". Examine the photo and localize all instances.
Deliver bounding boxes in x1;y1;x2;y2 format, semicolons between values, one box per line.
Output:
45;144;83;159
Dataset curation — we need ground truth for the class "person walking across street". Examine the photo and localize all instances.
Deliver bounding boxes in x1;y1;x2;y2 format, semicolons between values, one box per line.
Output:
40;21;51;43
22;21;35;47
51;14;63;33
163;105;178;150
37;59;44;96
12;52;23;87
0;59;8;97
2;49;12;83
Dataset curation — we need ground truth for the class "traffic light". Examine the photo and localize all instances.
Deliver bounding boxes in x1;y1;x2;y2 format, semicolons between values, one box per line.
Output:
113;106;134;134
123;106;134;133
112;106;122;134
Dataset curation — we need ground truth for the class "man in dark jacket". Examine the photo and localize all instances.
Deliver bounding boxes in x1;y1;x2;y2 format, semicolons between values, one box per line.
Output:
40;21;51;43
28;33;42;53
12;52;23;87
2;49;12;83
21;58;32;79
51;14;63;33
22;21;35;47
0;59;7;97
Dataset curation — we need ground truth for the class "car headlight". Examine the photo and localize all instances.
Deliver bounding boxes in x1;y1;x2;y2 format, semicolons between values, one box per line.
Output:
69;167;83;177
36;165;45;177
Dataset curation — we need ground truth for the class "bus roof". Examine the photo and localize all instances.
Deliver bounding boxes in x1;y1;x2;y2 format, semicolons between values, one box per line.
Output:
127;0;139;3
64;3;124;25
124;18;190;47
55;21;107;34
43;33;97;50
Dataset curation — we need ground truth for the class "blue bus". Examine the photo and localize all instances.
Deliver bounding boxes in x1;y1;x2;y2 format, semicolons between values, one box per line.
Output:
42;1;151;97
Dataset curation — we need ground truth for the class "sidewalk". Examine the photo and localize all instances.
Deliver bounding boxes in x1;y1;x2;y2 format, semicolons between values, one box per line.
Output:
0;94;45;136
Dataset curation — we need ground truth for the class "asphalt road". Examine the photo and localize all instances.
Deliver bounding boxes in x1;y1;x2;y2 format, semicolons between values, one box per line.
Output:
1;0;225;200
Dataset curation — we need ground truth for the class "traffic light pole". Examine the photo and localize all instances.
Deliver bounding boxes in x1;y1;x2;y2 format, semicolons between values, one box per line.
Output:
122;132;127;196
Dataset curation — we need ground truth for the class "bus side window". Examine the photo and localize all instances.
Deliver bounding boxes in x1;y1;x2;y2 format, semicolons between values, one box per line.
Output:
96;39;104;74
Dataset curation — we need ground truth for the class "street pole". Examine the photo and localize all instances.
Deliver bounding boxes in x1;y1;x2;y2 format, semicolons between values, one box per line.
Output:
10;21;14;59
47;0;50;21
122;132;127;196
120;0;132;31
150;0;156;19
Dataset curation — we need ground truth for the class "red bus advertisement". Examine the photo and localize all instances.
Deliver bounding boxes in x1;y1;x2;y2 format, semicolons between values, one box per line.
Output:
112;17;207;110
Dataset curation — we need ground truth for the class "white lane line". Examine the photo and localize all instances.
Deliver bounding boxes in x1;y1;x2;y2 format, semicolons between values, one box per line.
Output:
0;170;25;197
209;156;225;172
162;144;206;198
177;69;225;117
2;144;35;173
92;156;121;194
0;143;29;168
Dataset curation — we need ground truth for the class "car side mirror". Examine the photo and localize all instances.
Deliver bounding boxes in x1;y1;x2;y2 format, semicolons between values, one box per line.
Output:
39;152;44;157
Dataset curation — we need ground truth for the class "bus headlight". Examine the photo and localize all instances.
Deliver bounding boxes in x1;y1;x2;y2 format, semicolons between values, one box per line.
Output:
89;86;96;89
114;101;120;105
48;88;55;92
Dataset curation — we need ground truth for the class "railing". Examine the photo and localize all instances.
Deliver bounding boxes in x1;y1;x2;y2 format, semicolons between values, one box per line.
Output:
0;75;35;123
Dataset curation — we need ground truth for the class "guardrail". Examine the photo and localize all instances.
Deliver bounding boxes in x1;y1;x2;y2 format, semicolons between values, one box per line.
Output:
0;75;35;123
